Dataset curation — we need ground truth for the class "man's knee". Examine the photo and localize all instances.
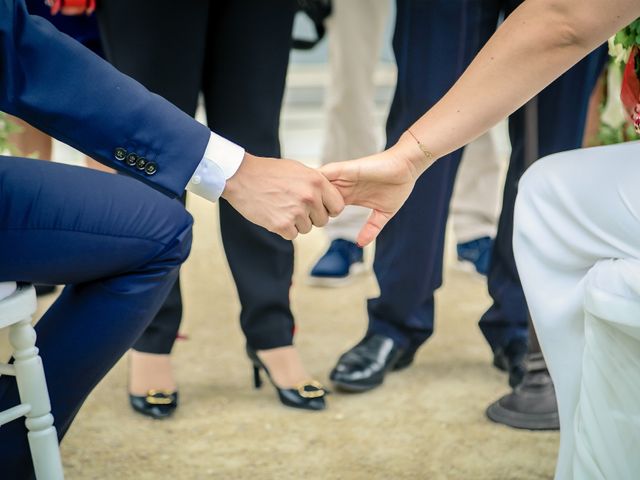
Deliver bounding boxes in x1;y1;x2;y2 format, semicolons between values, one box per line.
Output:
156;199;194;268
147;192;193;268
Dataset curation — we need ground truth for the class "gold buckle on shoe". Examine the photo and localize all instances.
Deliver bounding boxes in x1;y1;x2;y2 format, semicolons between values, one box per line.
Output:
296;380;326;399
145;389;174;405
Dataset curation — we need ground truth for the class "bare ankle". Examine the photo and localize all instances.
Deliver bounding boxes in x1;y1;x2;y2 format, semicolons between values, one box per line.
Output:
128;350;177;395
257;346;311;389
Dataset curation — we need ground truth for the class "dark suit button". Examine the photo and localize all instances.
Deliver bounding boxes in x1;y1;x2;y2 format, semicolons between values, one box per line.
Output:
144;162;158;175
136;157;147;170
126;153;138;166
114;147;127;161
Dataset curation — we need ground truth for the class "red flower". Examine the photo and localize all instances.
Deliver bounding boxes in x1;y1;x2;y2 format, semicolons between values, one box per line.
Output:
621;46;640;133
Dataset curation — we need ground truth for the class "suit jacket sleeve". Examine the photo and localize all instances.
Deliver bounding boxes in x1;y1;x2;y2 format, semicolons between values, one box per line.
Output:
0;0;210;197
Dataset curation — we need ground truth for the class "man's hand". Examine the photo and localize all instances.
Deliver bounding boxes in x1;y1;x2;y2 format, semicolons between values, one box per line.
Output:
319;143;421;247
222;153;345;240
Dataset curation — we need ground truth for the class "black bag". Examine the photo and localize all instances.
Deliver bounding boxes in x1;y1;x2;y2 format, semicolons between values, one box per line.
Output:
293;0;332;50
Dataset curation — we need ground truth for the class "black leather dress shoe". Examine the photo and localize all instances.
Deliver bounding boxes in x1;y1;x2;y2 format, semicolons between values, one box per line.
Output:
492;337;528;388
392;348;415;371
486;352;559;430
129;390;178;419
330;334;405;392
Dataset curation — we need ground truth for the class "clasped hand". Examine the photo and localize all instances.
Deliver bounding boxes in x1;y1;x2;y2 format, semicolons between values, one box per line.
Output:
222;142;422;245
222;154;345;241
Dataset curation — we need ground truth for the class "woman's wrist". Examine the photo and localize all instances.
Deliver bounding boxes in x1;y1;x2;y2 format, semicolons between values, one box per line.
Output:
390;131;437;177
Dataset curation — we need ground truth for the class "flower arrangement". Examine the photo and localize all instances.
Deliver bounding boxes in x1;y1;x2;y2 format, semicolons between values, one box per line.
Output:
598;18;640;144
612;18;640;67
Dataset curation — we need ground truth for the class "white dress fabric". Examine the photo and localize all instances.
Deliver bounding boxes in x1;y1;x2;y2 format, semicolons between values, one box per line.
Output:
513;141;640;479
0;282;17;302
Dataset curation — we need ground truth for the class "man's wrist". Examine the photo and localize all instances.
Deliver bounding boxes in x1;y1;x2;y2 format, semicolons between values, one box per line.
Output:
186;132;246;203
205;132;245;179
221;152;251;201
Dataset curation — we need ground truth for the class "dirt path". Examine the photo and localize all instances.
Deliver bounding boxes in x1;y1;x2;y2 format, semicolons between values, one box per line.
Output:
5;196;557;479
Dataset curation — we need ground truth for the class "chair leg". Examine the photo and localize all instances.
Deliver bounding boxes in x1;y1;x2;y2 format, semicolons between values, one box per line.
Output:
9;318;64;480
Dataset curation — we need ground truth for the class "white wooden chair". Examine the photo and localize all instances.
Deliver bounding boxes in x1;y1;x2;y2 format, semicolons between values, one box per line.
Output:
0;282;64;479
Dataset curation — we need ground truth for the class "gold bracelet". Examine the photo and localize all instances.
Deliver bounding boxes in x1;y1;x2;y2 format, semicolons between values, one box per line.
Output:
406;129;434;162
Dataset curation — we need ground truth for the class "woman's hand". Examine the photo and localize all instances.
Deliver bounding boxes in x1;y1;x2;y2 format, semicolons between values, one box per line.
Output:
319;138;424;246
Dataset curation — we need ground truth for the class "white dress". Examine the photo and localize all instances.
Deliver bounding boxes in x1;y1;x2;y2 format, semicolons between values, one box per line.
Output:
513;141;640;479
0;282;17;302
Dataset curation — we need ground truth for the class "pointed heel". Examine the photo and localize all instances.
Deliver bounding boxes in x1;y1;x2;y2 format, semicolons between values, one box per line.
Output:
246;345;327;411
253;365;263;389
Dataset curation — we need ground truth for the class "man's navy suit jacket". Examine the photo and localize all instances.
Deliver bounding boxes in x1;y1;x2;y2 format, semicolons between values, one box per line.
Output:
0;0;210;197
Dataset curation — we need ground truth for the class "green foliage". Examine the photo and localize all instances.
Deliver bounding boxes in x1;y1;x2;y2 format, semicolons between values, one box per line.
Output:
597;121;640;146
613;18;640;76
0;111;21;154
613;18;640;49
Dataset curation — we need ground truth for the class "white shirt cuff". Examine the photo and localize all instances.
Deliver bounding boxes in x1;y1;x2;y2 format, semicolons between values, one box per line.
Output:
186;132;245;202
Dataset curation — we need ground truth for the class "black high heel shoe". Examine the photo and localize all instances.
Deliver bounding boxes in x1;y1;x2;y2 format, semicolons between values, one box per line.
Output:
246;346;328;411
129;390;178;419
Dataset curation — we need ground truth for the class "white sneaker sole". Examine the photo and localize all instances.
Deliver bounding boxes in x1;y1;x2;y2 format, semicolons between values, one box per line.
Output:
306;262;367;288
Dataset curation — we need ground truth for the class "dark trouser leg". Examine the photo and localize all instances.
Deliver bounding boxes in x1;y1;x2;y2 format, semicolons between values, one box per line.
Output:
203;0;297;349
367;0;500;351
478;46;609;351
0;158;192;477
368;156;462;350
97;0;209;354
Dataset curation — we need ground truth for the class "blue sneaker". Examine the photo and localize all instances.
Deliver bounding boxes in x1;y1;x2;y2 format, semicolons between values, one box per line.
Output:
456;236;494;276
308;239;365;287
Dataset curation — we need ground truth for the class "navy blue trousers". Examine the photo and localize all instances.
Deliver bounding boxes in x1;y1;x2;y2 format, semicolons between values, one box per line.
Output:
0;157;193;477
368;0;607;353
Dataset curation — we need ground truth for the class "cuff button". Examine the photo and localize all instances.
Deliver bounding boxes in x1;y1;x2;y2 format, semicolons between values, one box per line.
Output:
136;157;147;170
114;147;127;161
126;153;138;166
144;162;158;175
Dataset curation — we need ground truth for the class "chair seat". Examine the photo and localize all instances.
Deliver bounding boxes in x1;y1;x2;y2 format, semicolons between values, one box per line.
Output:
0;284;37;329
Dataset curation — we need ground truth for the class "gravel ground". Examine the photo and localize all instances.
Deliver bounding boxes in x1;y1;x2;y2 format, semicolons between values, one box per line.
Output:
2;195;558;479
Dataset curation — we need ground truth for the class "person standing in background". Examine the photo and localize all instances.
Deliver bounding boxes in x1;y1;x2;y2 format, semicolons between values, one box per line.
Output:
308;0;506;285
307;0;390;287
96;0;328;418
452;128;508;276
